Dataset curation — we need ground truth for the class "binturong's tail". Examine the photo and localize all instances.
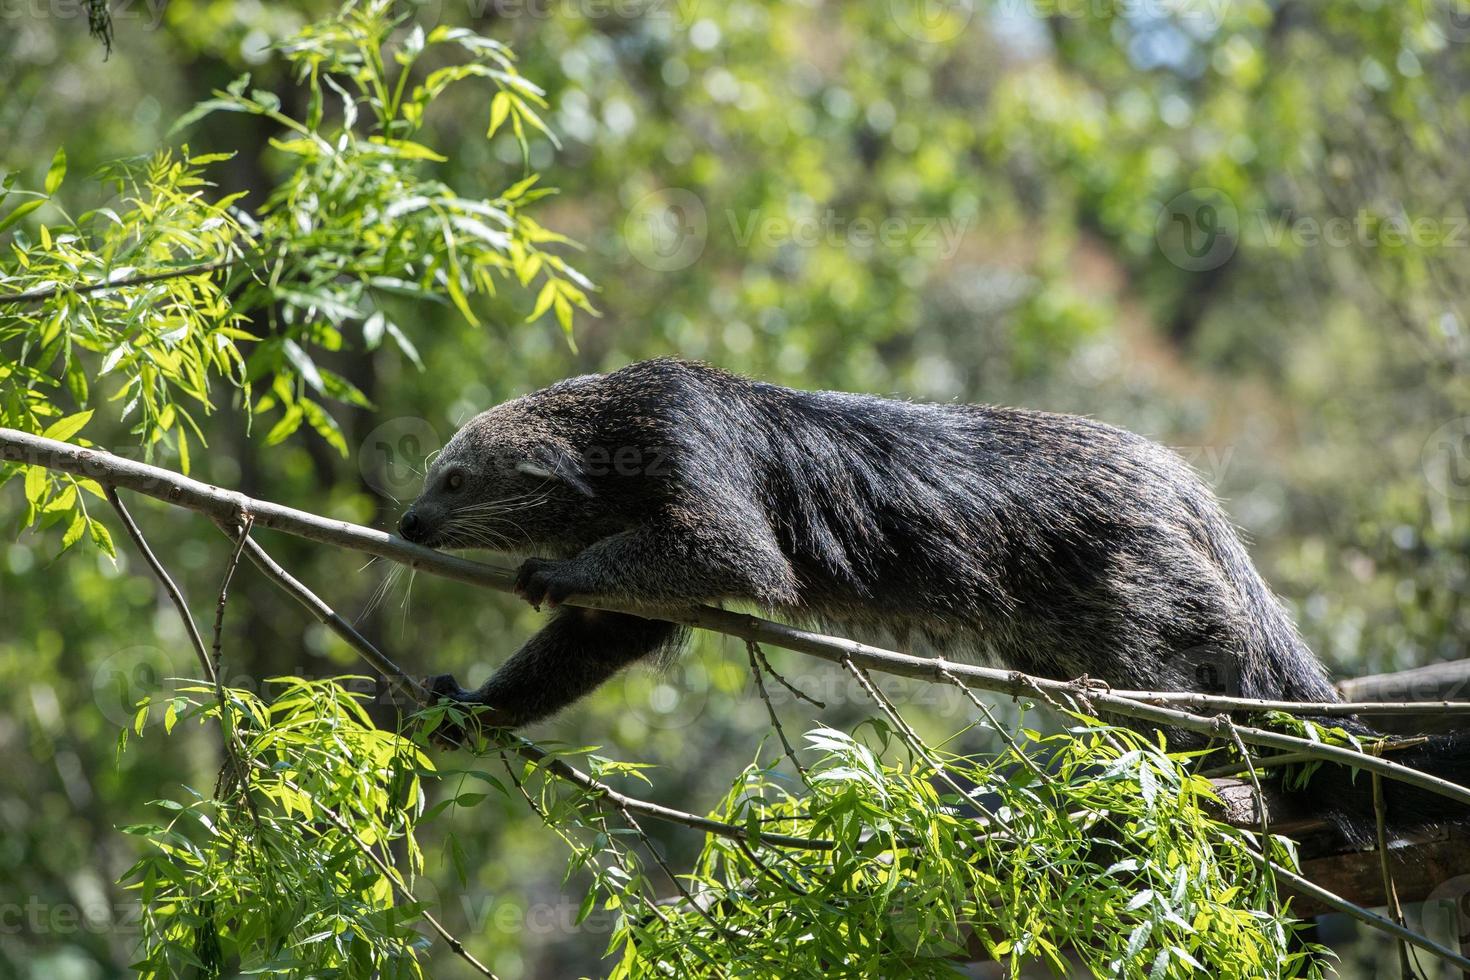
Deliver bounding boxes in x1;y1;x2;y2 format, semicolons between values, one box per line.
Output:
1279;724;1470;846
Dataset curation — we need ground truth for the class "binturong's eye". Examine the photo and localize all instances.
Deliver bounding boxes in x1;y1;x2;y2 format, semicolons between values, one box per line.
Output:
444;470;464;492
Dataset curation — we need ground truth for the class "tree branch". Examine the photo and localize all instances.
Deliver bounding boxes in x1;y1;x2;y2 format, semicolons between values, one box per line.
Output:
0;258;239;307
210;520;832;852
7;428;1470;813
12;430;1470;970
104;486;216;686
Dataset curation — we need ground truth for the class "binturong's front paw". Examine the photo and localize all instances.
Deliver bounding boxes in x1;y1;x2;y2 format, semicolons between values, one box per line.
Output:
418;673;509;750
513;557;586;610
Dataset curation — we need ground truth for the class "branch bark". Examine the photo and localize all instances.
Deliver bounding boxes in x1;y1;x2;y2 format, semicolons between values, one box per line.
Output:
10;430;1470;971
0;258;240;306
6;427;1470;812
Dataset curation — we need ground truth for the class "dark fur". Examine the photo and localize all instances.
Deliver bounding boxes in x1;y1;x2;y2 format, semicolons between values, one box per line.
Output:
401;358;1468;837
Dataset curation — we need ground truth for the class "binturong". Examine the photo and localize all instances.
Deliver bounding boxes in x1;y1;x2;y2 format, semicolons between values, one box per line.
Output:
399;357;1469;839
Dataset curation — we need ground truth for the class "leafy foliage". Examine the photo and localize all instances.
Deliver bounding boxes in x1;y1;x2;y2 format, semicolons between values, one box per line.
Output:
0;0;591;548
543;718;1324;979
122;678;436;978
3;0;1467;977
121;675;1327;978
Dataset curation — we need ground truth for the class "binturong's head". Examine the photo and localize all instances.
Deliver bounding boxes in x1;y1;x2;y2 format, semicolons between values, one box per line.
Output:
396;385;600;554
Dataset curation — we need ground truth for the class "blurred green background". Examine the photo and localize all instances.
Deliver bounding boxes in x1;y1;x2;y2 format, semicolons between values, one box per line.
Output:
2;0;1469;975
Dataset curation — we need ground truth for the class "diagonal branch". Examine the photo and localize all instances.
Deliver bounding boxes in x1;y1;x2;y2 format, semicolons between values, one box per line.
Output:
12;430;1470;970
7;429;1470;812
214;521;833;852
105;486;216;686
253;759;501;979
0;257;240;307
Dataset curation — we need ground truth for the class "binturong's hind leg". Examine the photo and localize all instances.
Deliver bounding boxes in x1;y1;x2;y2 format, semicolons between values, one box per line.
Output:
423;607;683;731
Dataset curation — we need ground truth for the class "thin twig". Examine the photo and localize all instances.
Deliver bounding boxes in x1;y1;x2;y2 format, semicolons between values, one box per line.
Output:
508;748;706;979
746;640;810;781
252;761;501;979
104;487;215;686
0;257;239;306
1197;744;1426;781
842;656;990;819
1103;689;1470;717
750;642;824;708
939;667;1051;784
212;512;253;682
617;800;740;952
216;525;833;852
1235;834;1470;972
211;513;258;822
1216;715;1279;917
1372;747;1422;980
221;523;424;708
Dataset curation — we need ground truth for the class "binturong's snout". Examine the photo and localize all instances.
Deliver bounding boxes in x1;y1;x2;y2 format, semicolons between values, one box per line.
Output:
398;509;427;543
398;503;445;545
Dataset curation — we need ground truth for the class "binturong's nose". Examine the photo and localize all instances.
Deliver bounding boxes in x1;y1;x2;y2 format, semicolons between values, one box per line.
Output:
398;510;426;543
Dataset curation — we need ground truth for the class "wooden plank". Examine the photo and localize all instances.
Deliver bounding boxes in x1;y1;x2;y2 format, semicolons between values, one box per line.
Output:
1338;659;1470;734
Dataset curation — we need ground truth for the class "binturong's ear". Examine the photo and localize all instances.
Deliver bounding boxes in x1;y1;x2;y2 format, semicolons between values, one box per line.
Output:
518;445;594;497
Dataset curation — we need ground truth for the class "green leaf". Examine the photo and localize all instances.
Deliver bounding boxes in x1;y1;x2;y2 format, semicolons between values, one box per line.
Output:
264;407;304;447
487;91;512;138
61;511;86;552
301;400;347;457
43;146;66;195
88;518;116;558
41;409;94;443
23;464;47;506
0;198;46;233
